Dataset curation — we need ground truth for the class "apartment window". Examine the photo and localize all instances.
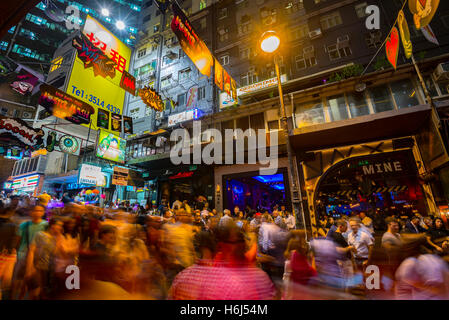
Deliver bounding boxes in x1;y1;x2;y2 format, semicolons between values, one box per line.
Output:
161;76;171;88
143;14;151;23
365;31;383;49
355;2;368;18
327;37;352;60
327;95;350;121
295;100;325;128
0;41;8;51
220;55;230;66
285;0;304;14
179;68;191;81
153;24;160;33
219;8;228;19
369;85;395;113
177;93;186;106
239;47;253;60
218;27;229;42
198;86;206;100
137;48;147;59
390;79;419;109
163;55;175;66
347;93;370;117
295;46;317;70
291;24;309;40
238;16;252;35
240;68;258;87
320;11;342;30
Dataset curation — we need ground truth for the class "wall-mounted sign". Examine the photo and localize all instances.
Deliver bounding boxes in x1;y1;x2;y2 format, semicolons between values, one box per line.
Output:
96;130;126;163
111;113;122;133
4;182;12;189
214;58;224;91
66;182;92;190
31;149;48;158
97;108;110;130
112;166;129;186
123;116;133;134
0;117;44;148
42;127;81;156
139;86;164;112
398;10;412;59
10;69;39;96
186;86;198;110
171;2;213;77
66;15;131;132
237;74;287;96
168;108;202;127
78;164;108;187
39;84;95;125
169;171;194;180
386;27;400;70
5;148;23;160
120;71;136;95
12;174;39;190
219;92;238;109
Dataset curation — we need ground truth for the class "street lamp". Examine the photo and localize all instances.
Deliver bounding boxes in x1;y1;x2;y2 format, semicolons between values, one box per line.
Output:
260;31;306;232
101;8;110;17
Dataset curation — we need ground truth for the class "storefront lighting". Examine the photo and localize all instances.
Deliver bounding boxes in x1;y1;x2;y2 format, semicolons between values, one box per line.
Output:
260;31;280;54
101;8;110;17
116;20;125;30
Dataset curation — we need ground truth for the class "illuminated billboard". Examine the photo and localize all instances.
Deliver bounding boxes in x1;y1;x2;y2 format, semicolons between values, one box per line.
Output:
66;15;131;132
96;130;126;163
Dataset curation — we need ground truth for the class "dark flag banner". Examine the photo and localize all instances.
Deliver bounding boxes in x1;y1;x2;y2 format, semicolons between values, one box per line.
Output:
97;108;110;130
171;2;213;77
214;58;224;91
111;113;122;133
123;116;133;134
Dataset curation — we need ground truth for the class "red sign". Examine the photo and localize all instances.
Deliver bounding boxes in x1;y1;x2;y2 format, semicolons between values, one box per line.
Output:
120;71;136;95
386;27;400;70
169;171;194;180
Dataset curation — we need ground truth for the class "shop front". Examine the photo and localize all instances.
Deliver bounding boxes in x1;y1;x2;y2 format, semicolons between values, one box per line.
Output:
214;158;293;213
10;173;44;197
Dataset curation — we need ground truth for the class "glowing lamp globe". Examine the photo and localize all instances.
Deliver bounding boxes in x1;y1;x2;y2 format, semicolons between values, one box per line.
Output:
260;31;280;54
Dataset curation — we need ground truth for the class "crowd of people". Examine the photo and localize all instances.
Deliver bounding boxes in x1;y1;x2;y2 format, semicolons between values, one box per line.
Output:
0;192;449;300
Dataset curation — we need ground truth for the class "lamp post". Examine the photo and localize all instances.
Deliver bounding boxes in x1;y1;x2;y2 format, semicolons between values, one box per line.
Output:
260;31;306;232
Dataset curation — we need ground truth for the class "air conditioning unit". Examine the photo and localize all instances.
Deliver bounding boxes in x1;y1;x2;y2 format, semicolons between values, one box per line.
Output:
309;28;322;39
433;62;449;82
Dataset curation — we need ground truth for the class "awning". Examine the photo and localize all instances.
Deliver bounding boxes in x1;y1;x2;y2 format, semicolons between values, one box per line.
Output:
290;105;431;152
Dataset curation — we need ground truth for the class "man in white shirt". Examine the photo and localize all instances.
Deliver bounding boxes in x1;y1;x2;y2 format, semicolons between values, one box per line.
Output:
284;212;296;230
347;218;374;272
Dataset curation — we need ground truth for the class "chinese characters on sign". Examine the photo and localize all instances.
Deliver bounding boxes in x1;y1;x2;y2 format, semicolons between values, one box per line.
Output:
72;34;117;79
139;86;164;112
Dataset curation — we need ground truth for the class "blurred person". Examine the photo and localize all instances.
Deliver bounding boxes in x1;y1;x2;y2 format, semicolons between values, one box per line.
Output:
347;218;374;272
426;217;449;254
91;224;118;283
218;209;233;228
285;211;296;231
250;212;262;231
169;221;276;300
161;209;196;286
12;205;48;300
183;200;192;215
360;212;374;234
233;205;240;217
382;217;404;281
421;217;433;231
329;219;356;287
395;235;449;300
0;208;18;299
283;231;317;299
172;198;183;211
405;216;426;234
24;218;65;299
273;210;283;227
310;237;345;290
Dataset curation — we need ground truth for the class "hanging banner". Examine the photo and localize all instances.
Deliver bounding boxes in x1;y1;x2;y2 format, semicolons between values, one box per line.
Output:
139;86;164;112
223;70;231;96
0;117;44;148
398;11;413;59
97;108;110;130
42;127;81;156
186;86;198;110
96;130;126;163
120;71;136;95
72;34;117;79
408;0;440;29
386;27;400;70
111;113;122;133
214;59;224;91
123;116;134;135
422;24;439;45
38;84;95;125
171;2;213;77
